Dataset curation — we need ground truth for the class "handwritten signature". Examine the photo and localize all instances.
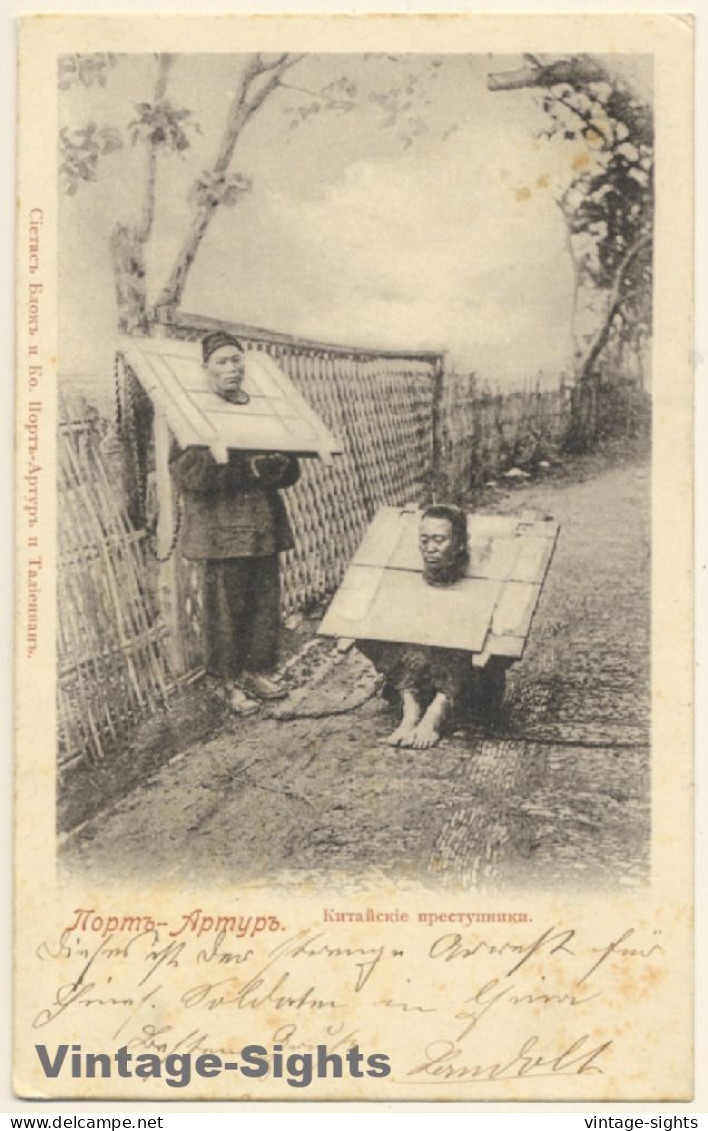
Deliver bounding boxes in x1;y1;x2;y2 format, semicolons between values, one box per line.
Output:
407;1034;612;1083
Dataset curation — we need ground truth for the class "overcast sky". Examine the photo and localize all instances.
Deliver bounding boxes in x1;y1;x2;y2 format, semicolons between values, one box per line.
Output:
59;52;650;391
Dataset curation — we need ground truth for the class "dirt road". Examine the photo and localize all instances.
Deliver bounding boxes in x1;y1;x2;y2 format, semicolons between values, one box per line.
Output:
62;455;650;892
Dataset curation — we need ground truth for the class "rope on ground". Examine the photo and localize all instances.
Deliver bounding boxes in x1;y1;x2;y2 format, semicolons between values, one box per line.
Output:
501;731;647;750
265;681;382;721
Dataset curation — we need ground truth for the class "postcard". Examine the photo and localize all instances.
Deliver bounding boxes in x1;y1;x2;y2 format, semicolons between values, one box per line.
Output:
14;12;695;1101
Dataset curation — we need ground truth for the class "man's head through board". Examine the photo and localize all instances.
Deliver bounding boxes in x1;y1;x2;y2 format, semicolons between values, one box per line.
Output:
419;504;469;587
202;331;248;404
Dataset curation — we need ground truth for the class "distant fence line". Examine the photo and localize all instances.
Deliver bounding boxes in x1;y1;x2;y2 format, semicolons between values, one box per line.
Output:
57;312;649;767
437;370;650;502
436;373;573;502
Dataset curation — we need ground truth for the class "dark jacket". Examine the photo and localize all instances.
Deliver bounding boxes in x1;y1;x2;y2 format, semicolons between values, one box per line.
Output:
169;446;300;560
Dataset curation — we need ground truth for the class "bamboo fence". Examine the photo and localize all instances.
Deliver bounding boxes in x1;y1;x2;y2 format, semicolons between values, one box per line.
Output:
436;372;573;500
58;391;172;766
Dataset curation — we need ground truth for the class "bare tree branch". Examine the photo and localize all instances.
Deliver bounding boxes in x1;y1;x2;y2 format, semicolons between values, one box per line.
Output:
154;53;307;315
275;81;321;98
250;53;290;75
488;54;609;93
242;54;307;124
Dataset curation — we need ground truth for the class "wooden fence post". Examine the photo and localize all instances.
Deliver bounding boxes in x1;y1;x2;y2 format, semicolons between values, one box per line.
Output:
431;354;445;503
153;412;187;678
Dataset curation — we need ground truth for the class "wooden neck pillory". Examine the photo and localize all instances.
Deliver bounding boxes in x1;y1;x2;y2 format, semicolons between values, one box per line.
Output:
319;505;560;713
118;334;343;464
116;333;344;675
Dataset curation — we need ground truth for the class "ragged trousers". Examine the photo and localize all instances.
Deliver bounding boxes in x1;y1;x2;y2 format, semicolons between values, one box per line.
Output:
356;640;471;708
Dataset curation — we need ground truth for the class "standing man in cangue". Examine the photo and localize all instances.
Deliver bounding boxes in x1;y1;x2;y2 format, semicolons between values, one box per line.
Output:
169;331;300;714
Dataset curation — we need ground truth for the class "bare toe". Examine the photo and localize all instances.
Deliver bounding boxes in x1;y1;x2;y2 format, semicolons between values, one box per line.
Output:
385;727;406;746
412;727;440;749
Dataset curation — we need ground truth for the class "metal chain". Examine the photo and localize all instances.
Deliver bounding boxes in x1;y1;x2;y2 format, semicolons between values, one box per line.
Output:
146;493;182;563
126;370;146;505
113;352;124;435
116;351;182;563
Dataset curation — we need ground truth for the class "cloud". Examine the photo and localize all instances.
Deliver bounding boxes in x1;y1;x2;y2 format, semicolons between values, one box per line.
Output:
61;53;581;386
186;135;575;378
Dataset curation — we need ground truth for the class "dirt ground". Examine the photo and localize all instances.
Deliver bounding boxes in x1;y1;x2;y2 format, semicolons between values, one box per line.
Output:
61;449;651;892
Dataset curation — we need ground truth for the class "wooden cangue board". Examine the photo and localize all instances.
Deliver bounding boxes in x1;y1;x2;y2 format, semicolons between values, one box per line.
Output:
318;506;560;661
118;335;343;464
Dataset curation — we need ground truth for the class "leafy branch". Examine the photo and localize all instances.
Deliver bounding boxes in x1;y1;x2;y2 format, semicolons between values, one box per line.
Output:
58;53;117;90
128;99;199;152
59;123;123;195
489;54;654;383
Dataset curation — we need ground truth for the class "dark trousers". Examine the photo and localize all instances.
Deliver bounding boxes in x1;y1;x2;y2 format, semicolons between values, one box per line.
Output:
203;555;280;680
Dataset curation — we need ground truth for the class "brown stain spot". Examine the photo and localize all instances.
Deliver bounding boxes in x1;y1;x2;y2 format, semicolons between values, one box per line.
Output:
515;186;531;202
616;960;667;1002
572;152;591;172
536;175;550;189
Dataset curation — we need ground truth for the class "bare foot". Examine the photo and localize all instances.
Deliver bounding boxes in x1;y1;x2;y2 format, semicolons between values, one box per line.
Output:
385;722;418;747
409;718;442;749
384;689;421;746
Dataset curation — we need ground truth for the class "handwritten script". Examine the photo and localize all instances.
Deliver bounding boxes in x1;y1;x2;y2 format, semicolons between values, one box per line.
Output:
23;911;668;1097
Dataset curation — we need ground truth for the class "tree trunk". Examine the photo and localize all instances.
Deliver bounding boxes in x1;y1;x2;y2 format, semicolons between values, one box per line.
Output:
153;85;255;318
153;198;219;321
577;233;650;385
154;53;304;319
110;54;174;336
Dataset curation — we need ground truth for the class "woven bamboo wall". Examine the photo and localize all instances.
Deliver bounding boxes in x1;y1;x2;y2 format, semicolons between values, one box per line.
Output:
58;392;172;766
273;344;438;613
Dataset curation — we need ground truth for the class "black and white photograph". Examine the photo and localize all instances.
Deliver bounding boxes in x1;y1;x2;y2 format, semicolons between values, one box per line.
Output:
55;47;654;891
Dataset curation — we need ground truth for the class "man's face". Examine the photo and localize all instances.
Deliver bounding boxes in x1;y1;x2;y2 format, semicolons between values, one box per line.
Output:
204;346;246;401
419;516;455;569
